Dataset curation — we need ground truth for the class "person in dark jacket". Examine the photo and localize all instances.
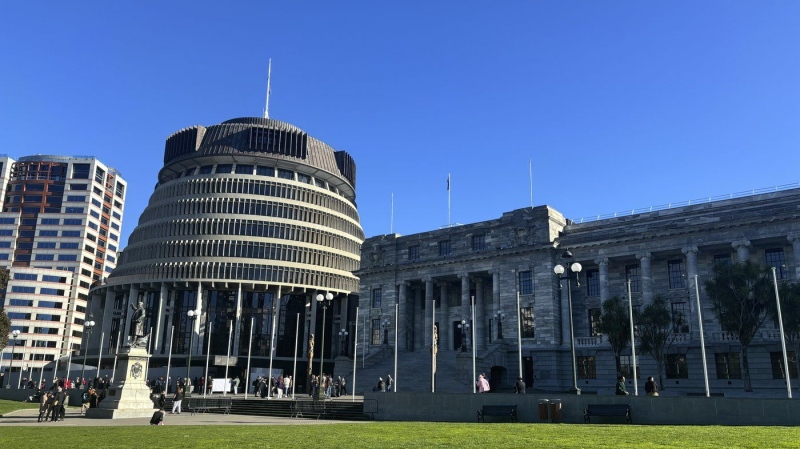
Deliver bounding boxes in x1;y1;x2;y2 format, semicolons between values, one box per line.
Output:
615;376;630;395
171;387;184;414
514;377;526;394
645;376;659;396
150;408;165;425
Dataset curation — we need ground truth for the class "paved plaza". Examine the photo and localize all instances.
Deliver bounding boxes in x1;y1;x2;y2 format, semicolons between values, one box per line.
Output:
0;407;370;427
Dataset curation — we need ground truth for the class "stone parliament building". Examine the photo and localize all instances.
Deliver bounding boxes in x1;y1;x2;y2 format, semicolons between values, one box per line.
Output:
355;186;800;395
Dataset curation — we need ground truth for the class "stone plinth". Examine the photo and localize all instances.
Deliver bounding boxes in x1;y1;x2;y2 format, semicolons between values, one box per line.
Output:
86;347;156;419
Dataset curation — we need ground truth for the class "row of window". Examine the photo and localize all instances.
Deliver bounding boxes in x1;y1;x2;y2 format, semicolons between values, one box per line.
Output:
110;261;359;292
406;235;490;262
138;197;363;240
153;176;357;221
577;352;798;381
127;218;361;259
122;239;359;272
9;286;67;296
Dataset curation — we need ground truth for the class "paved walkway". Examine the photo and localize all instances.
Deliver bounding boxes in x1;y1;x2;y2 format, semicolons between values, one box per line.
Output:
0;407;371;427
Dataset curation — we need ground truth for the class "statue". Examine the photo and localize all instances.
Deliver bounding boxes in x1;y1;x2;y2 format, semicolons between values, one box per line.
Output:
128;300;149;349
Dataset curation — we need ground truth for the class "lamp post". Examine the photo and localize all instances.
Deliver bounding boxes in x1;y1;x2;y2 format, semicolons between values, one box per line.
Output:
382;319;390;345
80;320;96;387
458;320;470;352
495;311;505;340
316;292;333;392
186;310;197;395
554;250;582;395
338;329;349;356
6;330;20;388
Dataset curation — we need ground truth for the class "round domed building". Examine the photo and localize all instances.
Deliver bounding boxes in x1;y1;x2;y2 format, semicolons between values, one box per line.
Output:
89;117;364;382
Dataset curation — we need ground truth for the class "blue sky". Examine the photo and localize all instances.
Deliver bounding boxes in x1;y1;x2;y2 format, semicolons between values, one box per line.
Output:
1;1;798;247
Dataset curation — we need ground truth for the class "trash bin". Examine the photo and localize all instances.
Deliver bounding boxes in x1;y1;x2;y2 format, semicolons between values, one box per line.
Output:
538;399;550;421
549;399;562;422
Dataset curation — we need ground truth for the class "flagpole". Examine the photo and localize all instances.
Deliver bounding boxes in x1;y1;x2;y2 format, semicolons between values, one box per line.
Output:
352;306;359;402
447;173;451;226
165;326;174;394
97;331;105;381
627;280;638;396
111;330;121;384
224;320;232;396
268;286;281;398
529;159;533;208
292;313;299;399
390;192;394;234
263;58;272;119
245;317;254;400
204;321;213;398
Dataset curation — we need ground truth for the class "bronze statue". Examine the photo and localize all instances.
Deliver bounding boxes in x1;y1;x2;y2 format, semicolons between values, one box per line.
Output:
128;300;149;348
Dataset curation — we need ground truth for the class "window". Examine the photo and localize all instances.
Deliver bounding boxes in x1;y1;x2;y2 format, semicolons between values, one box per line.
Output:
58;254;78;261
13;273;37;281
34;254;54;261
472;234;486;251
408;245;419;262
625;264;641;292
0;230;13;236
70;184;88;191
668;260;685;289
713;254;731;266
256;166;275;176
62;231;81;237
670;302;689;333
215;164;232;174
770;352;799;379
371;288;382;309
66;195;86;202
199;165;213;174
620;355;640;379
9;299;34;307
235;164;253;175
88;222;98;230
65;207;84;213
715;352;742;379
11;286;36;293
72;164;90;179
40;288;65;296
90;210;100;219
297;173;311;184
277;169;294;180
765;249;787;279
585;269;600;296
577;356;596;379
60;242;79;249
0;242;10;248
665;354;689;379
520;307;534;338
0;218;13;224
438;240;451;257
63;218;82;225
39;230;58;237
588;309;601;336
41;275;66;283
518;271;533;295
371;319;381;345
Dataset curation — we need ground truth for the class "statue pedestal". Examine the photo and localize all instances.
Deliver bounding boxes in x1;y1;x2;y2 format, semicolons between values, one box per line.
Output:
86;347;156;419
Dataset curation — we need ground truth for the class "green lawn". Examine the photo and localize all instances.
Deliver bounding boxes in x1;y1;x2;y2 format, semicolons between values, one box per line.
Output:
0;422;798;448
0;399;40;416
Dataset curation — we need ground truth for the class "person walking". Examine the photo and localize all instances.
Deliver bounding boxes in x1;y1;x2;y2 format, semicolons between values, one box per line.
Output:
232;376;240;395
514;376;526;394
172;387;184;414
616;376;630;395
476;373;490;393
386;374;393;392
38;391;51;422
645;376;659;396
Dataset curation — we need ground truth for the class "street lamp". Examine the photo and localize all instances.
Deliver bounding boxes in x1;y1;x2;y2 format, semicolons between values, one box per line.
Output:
186;310;197;395
338;329;349;356
316;292;333;394
495;311;505;340
554;250;582;395
382;319;390;345
458;320;470;352
6;330;20;388
80;320;96;387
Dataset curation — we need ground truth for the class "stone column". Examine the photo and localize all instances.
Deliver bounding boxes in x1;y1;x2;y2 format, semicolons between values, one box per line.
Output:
732;239;751;263
232;284;243;356
789;234;800;280
596;257;609;303
397;281;409;350
475;277;485;350
414;285;423;351
459;273;471;351
682;246;699;338
439;281;449;350
637;252;654;305
560;278;570;347
194;282;204;356
424;277;434;351
153;283;168;353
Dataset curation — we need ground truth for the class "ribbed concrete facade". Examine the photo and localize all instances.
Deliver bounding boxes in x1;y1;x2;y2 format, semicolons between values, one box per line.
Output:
87;117;363;388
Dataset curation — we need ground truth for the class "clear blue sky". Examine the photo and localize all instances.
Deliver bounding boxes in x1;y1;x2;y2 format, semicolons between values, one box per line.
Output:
2;1;798;247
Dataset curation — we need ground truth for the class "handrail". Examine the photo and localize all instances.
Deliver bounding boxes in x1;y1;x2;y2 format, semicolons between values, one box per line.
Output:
573;183;800;224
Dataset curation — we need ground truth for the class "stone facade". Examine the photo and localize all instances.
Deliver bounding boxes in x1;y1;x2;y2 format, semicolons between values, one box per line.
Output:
355;187;800;395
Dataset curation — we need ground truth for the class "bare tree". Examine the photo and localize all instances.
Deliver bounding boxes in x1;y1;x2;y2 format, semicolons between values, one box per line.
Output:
705;261;772;392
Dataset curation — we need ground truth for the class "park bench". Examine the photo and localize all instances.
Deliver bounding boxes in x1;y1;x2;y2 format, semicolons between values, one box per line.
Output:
583;404;632;424
186;397;232;415
477;405;518;422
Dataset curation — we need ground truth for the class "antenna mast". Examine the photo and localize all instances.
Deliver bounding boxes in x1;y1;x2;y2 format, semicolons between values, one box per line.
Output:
263;58;272;119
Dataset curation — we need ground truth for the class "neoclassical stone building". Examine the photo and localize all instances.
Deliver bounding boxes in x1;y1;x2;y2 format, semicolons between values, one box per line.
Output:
355;186;800;395
87;117;363;387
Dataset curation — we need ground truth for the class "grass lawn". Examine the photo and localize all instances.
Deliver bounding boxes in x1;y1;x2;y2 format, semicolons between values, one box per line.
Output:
0;399;40;416
0;422;798;448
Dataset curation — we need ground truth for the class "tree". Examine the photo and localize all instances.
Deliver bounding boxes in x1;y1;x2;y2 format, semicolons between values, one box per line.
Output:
637;295;681;390
705;261;772;392
769;280;800;387
595;295;632;376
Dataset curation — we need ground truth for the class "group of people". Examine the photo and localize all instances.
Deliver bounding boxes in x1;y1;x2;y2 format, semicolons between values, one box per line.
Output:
374;374;392;392
254;375;293;398
616;375;660;396
309;374;346;398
